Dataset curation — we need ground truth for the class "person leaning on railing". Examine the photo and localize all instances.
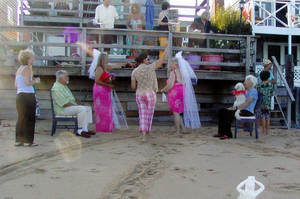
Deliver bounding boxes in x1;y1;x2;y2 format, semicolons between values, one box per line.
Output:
188;10;213;48
125;3;145;57
157;2;171;59
93;0;119;50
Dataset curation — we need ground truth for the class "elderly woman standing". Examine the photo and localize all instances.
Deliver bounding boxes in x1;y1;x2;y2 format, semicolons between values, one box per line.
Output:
161;52;201;134
14;49;40;147
189;10;213;48
214;75;258;140
131;42;169;142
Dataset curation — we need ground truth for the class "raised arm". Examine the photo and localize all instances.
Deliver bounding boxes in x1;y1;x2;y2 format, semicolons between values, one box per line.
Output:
155;42;169;69
106;63;126;71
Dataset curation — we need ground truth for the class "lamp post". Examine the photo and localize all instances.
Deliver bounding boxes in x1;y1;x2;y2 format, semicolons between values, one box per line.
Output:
239;0;246;34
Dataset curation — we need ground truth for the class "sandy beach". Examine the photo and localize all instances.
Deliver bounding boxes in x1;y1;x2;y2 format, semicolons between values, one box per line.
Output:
0;117;299;199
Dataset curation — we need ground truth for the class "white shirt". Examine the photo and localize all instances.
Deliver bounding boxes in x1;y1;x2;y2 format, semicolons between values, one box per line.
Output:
95;4;119;29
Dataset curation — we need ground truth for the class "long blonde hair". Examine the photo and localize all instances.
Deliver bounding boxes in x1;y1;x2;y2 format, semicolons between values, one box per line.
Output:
96;53;109;70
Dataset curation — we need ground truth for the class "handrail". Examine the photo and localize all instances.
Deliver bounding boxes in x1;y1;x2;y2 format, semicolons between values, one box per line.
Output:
271;56;295;129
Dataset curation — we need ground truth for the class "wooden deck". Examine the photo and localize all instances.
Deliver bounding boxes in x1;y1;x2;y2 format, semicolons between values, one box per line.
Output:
0;8;256;120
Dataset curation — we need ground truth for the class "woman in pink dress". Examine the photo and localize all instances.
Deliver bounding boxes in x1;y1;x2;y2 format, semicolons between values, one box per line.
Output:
93;53;126;132
161;52;201;134
161;58;186;134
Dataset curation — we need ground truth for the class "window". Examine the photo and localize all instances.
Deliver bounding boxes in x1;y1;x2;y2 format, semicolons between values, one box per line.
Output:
7;6;13;23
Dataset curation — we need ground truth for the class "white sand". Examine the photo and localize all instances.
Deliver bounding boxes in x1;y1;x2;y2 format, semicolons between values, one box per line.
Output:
0;119;299;199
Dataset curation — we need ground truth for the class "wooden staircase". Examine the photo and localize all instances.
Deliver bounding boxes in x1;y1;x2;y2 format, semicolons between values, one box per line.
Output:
270;56;295;129
270;90;289;129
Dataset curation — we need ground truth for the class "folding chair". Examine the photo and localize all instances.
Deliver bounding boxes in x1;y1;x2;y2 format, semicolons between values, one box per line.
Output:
50;90;78;136
234;92;262;139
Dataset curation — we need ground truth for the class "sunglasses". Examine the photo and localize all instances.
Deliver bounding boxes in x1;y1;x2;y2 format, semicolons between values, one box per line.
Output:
145;58;150;61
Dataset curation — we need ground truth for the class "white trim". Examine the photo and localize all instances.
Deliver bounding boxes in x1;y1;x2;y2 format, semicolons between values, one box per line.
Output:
264;42;300;65
7;5;13;24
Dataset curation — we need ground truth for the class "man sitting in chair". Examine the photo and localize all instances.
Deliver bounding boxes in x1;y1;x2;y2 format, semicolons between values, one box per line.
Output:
51;70;94;138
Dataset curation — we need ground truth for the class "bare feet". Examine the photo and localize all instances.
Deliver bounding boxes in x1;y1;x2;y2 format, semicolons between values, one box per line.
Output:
142;131;147;143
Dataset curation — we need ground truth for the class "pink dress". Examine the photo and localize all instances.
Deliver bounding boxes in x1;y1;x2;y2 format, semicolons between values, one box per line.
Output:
93;71;114;132
167;71;184;113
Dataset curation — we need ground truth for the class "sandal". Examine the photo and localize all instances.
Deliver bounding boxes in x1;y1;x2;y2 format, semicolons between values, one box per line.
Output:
23;143;38;147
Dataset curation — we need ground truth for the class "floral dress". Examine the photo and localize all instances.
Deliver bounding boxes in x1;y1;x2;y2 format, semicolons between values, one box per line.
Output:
126;19;143;56
167;71;184;113
93;71;114;132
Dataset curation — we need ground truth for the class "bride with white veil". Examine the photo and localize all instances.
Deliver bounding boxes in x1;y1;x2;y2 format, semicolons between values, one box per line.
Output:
89;49;128;131
161;51;200;134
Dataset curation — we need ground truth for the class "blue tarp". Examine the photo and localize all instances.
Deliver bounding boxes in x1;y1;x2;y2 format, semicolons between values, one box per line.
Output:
145;0;154;30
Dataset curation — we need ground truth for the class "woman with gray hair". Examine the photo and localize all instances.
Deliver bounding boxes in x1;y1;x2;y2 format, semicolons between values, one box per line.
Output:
214;75;258;140
188;10;213;48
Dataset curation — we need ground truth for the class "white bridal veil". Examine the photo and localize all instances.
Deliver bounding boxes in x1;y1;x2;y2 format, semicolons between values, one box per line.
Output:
175;51;201;129
88;49;101;80
89;49;128;130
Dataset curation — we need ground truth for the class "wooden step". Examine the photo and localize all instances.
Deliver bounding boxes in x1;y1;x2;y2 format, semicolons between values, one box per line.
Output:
271;118;285;121
269;126;288;129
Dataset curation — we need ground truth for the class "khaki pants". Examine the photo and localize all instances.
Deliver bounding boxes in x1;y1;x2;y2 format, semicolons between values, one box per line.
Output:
60;106;93;128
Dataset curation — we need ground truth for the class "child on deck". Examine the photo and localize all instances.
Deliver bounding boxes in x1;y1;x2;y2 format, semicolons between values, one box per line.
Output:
256;71;274;134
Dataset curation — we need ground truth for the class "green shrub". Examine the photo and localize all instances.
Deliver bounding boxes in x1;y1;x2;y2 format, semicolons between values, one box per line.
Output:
211;5;252;35
10;45;28;52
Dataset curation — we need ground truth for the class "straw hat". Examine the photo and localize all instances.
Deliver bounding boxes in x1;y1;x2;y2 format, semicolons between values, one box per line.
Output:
263;59;272;66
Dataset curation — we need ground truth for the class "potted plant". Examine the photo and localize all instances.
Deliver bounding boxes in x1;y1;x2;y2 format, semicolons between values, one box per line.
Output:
201;40;223;71
209;6;252;70
184;43;201;70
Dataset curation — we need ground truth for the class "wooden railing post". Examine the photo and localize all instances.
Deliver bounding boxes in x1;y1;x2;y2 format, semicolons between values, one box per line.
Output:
81;28;87;75
287;97;292;129
167;31;173;77
245;35;251;76
20;0;24;26
79;0;83;28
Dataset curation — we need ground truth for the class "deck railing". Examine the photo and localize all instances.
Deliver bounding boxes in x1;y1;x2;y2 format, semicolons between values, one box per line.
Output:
0;25;256;79
20;0;207;27
251;0;300;33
